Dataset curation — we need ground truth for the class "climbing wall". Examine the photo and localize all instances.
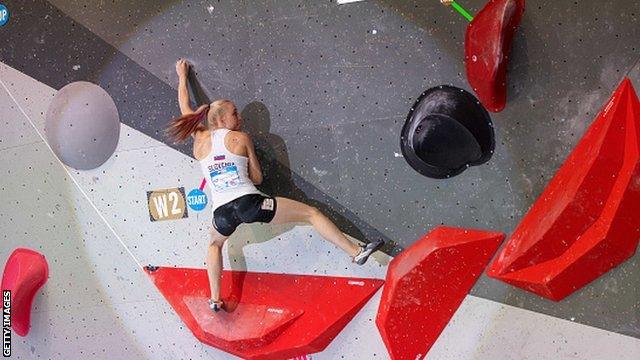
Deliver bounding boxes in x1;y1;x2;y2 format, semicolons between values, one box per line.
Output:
2;55;640;360
1;0;639;359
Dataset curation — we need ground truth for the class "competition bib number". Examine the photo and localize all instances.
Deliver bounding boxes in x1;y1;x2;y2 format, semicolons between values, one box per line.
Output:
210;164;242;190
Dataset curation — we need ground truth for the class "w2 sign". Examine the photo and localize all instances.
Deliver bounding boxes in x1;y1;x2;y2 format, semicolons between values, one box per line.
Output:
146;187;188;222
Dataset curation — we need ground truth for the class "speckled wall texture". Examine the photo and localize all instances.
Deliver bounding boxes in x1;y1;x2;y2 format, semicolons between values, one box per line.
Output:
0;0;639;355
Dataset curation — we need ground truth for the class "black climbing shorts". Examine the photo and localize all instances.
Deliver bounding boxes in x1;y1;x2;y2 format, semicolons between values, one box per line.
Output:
213;194;278;236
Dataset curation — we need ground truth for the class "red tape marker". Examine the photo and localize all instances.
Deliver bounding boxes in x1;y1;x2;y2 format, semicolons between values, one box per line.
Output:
199;178;206;191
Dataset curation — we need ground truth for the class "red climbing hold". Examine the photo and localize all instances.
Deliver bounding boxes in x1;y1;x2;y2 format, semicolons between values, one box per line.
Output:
488;78;640;301
184;298;303;350
375;226;504;360
145;267;383;359
1;248;49;337
465;0;525;112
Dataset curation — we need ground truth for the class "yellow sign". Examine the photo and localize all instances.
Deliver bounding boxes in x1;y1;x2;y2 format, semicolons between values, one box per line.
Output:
147;187;188;222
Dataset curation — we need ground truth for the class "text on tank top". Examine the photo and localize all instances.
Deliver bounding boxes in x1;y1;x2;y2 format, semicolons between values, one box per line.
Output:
199;129;260;209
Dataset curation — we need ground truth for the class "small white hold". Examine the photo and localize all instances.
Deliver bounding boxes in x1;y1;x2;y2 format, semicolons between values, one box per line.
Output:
206;5;215;14
312;167;328;177
72;65;81;71
371;29;378;35
394;152;403;158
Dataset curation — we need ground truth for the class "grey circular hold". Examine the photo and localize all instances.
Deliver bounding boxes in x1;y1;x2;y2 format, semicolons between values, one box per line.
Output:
45;81;120;170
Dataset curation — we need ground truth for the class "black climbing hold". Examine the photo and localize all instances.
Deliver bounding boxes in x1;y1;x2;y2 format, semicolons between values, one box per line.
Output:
145;265;160;272
400;85;495;179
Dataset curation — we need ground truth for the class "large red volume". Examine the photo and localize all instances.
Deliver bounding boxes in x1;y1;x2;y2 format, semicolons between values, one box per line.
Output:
375;227;504;360
145;267;383;359
488;78;640;301
1;248;49;337
465;0;525;112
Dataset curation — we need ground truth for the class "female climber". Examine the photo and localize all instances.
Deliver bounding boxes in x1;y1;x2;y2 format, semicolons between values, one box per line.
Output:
166;59;384;313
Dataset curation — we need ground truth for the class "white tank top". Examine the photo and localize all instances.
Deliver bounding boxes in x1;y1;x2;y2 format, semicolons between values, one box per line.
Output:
199;129;261;211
